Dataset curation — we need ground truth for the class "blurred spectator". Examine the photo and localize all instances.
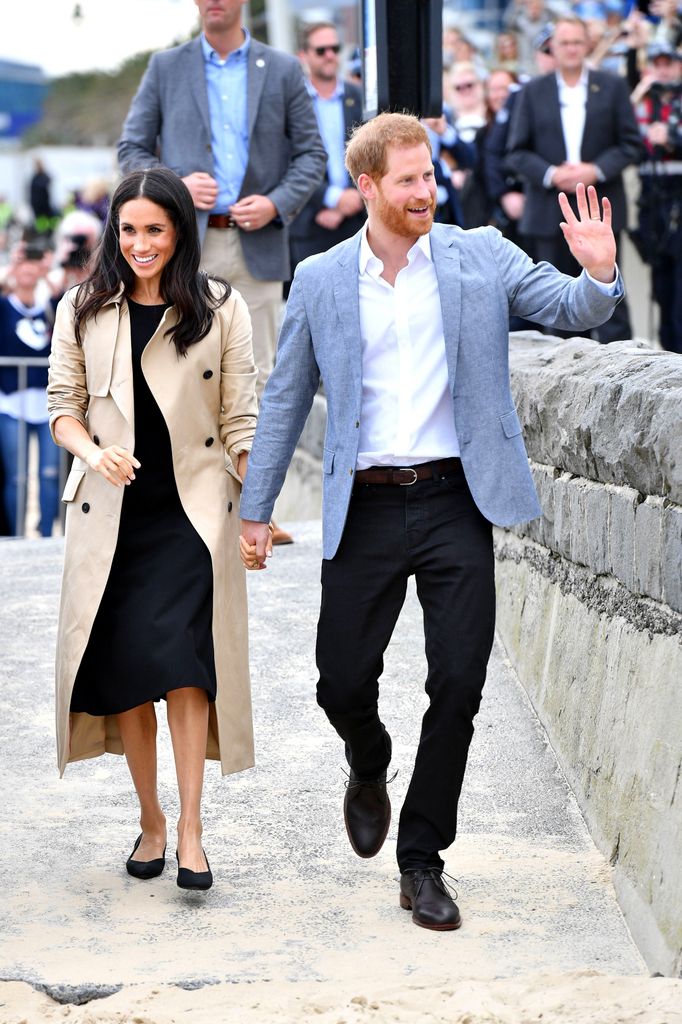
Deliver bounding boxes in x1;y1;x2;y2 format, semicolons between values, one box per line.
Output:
448;62;488;143
506;15;645;342
649;0;682;49
631;42;682;352
443;26;479;68
0;244;59;536
0;196;14;253
77;177;111;223
495;32;522;73
48;209;103;301
421;112;476;225
28;159;57;229
461;69;519;228
287;22;365;283
504;0;558;75
484;25;558;260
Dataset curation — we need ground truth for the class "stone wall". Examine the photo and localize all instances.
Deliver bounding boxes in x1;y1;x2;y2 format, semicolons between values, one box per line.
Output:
495;335;682;978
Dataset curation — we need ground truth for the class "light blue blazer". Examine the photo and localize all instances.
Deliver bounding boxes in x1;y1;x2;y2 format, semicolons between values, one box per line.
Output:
240;223;623;560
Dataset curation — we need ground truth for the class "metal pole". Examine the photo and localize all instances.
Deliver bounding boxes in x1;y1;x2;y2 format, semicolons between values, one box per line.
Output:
264;0;296;54
15;363;28;537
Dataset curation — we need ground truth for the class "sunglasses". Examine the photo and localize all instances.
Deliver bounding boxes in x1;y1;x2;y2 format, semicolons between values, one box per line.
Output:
311;44;341;56
453;81;476;92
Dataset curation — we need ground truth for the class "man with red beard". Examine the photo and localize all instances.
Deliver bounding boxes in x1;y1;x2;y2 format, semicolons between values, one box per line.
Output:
240;113;623;930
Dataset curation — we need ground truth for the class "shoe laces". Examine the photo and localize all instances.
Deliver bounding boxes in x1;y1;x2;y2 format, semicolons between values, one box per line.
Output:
411;868;459;902
342;766;398;791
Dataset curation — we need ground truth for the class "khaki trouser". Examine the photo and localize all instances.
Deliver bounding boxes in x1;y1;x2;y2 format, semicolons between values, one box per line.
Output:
201;227;283;398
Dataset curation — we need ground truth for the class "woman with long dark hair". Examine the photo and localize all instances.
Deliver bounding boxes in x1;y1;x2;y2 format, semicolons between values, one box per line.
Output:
48;168;261;891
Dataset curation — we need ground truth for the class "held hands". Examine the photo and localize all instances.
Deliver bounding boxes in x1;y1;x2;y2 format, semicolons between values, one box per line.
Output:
87;444;140;487
558;183;616;284
239;519;273;571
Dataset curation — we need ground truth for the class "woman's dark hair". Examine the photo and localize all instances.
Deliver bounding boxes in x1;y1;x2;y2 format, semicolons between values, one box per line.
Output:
73;167;230;354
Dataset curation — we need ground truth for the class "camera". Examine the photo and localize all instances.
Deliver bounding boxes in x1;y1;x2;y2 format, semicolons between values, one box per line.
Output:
60;233;91;269
23;244;47;261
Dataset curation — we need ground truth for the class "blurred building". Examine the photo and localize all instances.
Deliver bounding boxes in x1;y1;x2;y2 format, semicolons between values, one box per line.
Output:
0;60;48;142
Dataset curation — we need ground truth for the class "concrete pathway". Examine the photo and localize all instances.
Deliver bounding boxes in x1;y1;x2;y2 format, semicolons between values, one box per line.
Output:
0;524;646;1005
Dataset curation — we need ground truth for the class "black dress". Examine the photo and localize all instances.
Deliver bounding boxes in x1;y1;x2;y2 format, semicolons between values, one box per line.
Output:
70;300;217;715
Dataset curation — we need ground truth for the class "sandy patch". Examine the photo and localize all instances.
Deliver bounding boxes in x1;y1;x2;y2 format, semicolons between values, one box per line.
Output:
1;972;681;1024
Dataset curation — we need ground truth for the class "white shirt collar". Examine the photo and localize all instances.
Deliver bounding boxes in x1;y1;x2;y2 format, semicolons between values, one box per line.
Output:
556;67;589;91
358;221;433;276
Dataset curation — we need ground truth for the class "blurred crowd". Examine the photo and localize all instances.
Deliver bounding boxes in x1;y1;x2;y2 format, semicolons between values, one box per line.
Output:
1;0;681;537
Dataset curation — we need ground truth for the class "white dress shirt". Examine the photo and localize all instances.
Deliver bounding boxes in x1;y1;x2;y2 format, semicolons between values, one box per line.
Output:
558;68;588;165
543;69;604;188
356;226;459;469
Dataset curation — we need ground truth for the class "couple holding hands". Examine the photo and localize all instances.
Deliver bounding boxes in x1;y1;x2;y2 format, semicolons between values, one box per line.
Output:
48;114;622;927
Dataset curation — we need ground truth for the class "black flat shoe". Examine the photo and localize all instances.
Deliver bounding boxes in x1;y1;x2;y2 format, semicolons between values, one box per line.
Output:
126;833;166;880
176;849;213;891
400;869;462;931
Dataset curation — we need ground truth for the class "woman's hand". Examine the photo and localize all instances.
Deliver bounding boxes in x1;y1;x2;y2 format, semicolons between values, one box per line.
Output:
86;444;140;487
239;520;273;570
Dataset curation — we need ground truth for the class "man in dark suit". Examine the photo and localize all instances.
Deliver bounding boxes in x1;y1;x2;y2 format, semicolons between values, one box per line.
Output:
506;15;645;342
287;22;365;281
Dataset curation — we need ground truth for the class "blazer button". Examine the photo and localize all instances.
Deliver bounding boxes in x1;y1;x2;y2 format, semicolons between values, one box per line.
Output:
82;502;90;513
227;501;233;512
203;369;213;379
205;437;214;447
93;435;100;445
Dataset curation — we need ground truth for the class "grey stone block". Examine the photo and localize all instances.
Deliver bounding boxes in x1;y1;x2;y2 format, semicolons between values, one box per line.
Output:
510;337;682;504
584;481;610;576
532;462;556;548
607;485;643;593
634;496;665;601
552;472;574;560
661;503;682;613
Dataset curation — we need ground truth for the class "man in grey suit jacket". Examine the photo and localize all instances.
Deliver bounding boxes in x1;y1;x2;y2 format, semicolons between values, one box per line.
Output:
118;0;327;401
240;113;623;930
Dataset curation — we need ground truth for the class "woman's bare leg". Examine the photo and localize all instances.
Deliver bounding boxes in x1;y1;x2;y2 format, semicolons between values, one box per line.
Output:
167;687;210;873
117;702;166;860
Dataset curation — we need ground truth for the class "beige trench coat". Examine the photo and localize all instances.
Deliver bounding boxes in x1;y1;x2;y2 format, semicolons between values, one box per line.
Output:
47;285;258;777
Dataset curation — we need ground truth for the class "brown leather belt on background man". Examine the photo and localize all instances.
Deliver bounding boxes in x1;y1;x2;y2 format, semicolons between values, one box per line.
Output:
354;458;461;486
207;214;237;229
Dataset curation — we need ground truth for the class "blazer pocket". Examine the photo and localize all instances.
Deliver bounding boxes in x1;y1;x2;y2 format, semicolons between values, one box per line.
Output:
322;448;335;474
61;469;86;503
500;409;523;439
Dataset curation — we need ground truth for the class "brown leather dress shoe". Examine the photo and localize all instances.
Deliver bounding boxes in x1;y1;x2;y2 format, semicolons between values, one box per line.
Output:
400;869;462;931
270;521;294;545
343;771;391;858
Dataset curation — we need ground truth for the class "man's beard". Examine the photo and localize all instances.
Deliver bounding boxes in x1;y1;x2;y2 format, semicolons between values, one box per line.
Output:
375;186;435;238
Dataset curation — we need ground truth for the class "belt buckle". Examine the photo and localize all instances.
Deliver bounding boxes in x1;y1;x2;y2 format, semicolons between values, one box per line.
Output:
398;468;418;486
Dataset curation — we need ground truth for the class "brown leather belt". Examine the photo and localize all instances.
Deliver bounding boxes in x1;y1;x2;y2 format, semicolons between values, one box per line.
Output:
207;213;237;229
354;458;461;486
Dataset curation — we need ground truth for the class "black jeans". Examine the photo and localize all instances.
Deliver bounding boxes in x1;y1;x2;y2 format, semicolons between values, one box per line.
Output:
316;461;496;872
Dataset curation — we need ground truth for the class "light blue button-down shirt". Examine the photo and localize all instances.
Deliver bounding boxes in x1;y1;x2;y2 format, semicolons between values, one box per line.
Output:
201;31;250;213
305;79;349;209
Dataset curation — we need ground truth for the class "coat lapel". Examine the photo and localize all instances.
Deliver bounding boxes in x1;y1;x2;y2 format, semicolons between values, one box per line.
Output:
430;228;462;394
109;300;134;431
185;38;211;141
332;234;363;398
247;41;268;139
